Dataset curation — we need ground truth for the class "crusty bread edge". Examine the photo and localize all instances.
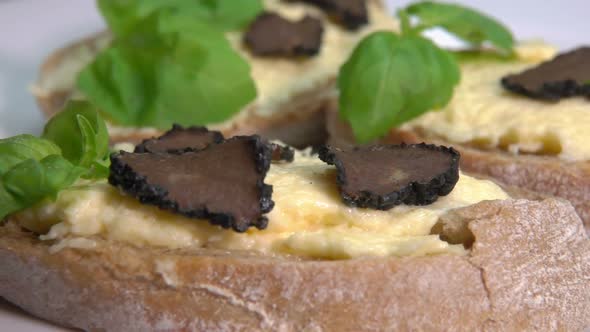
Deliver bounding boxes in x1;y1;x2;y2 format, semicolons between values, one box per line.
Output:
1;197;589;331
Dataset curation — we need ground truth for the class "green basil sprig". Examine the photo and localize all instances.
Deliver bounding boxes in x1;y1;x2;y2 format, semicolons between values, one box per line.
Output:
338;1;514;143
0;101;110;220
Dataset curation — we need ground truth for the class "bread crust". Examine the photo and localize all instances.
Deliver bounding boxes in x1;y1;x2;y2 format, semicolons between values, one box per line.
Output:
457;144;590;226
1;198;589;331
408;132;590;233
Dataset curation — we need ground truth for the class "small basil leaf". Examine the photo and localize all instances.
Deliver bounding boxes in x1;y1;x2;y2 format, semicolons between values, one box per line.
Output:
82;160;111;180
42;100;109;167
199;0;263;31
1;102;109;220
40;156;87;199
0;184;21;221
0;135;61;174
77;114;100;167
1;156;85;220
452;50;517;63
96;0;138;38
404;1;514;54
98;0;262;37
78;22;256;128
338;32;460;143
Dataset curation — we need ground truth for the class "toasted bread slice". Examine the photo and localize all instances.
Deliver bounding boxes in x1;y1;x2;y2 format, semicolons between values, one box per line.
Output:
36;28;590;234
325;89;590;233
32;31;334;147
1;197;589;331
32;0;395;148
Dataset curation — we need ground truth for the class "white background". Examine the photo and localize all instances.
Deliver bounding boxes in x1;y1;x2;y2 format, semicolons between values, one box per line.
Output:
0;0;588;330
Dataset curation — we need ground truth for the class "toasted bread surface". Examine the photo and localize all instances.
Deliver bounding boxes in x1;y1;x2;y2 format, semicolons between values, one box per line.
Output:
1;198;589;331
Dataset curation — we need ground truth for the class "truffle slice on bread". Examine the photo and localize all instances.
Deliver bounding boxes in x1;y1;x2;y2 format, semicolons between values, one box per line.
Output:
110;136;274;232
318;144;460;209
502;47;590;100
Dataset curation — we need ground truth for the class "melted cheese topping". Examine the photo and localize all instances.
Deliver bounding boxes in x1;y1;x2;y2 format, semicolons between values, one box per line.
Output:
404;43;590;161
15;152;508;259
34;0;398;132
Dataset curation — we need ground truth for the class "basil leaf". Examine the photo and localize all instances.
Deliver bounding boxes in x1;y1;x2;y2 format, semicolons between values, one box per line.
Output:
452;50;517;63
0;101;110;220
78;22;256;128
0;135;61;174
83;160;111;180
98;0;262;37
338;32;460;143
42;100;109;168
1;156;85;220
0;185;20;221
198;0;263;31
404;1;514;54
3;156;84;203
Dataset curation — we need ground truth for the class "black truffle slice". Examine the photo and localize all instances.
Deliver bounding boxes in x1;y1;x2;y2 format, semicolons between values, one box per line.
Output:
134;124;224;154
110;136;274;232
501;47;590;100
270;142;295;162
244;12;324;57
318;143;460;210
292;0;368;30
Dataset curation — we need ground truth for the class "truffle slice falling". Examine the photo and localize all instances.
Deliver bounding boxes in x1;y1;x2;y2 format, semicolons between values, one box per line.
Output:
244;12;324;57
110;136;274;232
134;124;224;154
501;47;590;100
291;0;368;30
318;143;460;210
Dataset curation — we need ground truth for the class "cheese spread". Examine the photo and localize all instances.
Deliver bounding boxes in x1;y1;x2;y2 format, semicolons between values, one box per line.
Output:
15;151;508;259
404;43;590;161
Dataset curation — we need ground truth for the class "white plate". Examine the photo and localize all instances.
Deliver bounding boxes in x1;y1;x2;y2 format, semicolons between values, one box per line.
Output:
0;0;588;330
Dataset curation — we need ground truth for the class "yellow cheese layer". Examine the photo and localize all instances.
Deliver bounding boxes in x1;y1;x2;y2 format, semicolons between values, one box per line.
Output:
404;43;590;161
33;0;398;131
15;152;508;259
